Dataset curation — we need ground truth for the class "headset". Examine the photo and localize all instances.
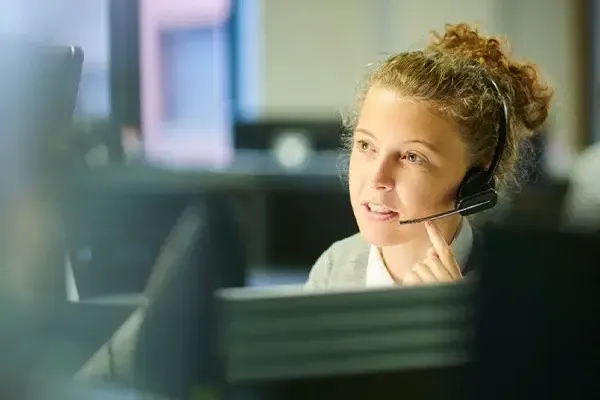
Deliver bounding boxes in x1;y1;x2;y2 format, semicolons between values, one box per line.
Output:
398;78;508;225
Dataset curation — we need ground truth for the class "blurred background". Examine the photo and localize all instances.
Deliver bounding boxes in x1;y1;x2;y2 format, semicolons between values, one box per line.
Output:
0;0;599;398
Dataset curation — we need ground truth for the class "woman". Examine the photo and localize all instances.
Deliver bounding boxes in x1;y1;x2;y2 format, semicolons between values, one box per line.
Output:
306;23;553;289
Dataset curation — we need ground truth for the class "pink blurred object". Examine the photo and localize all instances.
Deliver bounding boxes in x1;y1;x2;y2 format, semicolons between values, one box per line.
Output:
143;0;231;28
139;0;233;169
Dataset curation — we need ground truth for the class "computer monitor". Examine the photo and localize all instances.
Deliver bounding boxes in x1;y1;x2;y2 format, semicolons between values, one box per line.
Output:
0;40;83;173
217;283;474;399
473;224;600;399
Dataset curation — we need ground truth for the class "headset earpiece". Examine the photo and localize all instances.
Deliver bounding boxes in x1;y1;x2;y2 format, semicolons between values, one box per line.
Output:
456;168;498;216
457;167;489;198
455;167;498;216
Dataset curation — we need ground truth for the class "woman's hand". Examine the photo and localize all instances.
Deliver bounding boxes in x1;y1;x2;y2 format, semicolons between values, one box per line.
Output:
403;220;463;286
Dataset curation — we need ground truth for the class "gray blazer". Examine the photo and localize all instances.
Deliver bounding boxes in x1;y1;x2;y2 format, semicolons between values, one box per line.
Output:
305;233;370;290
305;220;476;290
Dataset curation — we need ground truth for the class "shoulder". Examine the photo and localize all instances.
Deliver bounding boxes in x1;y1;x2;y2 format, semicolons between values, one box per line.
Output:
330;233;368;254
305;233;370;290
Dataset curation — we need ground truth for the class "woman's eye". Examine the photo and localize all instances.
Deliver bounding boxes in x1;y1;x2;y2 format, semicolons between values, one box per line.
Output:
404;152;424;164
356;140;371;152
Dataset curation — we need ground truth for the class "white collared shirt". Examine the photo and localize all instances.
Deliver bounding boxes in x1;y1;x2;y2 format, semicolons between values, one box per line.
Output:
365;219;474;288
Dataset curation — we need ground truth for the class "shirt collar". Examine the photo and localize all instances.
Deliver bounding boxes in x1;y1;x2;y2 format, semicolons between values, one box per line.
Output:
452;218;474;269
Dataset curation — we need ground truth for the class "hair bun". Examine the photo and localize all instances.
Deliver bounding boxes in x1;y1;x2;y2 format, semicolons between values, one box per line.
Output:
427;23;554;136
428;23;507;71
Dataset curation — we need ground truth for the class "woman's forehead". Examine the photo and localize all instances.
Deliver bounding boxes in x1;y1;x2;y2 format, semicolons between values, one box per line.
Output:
358;87;464;150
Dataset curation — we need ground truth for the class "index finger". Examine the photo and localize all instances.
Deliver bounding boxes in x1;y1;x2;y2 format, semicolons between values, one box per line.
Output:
424;220;460;276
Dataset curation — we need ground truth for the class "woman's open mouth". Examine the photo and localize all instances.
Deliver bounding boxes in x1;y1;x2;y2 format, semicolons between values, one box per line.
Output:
363;202;399;222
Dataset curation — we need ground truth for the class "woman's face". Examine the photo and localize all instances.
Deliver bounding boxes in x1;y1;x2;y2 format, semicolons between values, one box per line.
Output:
349;86;470;246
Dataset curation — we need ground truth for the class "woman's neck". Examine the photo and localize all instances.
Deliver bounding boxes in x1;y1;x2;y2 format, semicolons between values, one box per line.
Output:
379;216;462;282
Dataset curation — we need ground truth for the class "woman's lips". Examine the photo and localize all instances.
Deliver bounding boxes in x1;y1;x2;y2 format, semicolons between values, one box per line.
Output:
363;202;399;222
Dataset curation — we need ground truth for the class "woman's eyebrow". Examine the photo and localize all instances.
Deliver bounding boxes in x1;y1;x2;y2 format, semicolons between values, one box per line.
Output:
402;139;440;154
355;128;376;140
355;128;440;154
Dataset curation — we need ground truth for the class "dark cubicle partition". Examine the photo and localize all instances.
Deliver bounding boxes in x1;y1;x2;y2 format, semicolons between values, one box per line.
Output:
63;189;189;297
132;198;247;399
474;224;600;399
500;179;569;228
63;166;254;297
65;165;356;288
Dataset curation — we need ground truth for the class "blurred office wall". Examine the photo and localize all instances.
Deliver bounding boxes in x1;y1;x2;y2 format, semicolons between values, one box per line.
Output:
260;0;501;120
499;0;584;177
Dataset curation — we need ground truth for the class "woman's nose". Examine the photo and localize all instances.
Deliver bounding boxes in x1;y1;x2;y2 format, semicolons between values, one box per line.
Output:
369;159;395;191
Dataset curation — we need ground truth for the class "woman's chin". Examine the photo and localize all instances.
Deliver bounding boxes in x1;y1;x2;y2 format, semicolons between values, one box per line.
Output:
358;224;414;247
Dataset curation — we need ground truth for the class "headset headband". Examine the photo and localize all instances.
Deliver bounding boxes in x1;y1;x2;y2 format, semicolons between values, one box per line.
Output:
483;78;509;187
